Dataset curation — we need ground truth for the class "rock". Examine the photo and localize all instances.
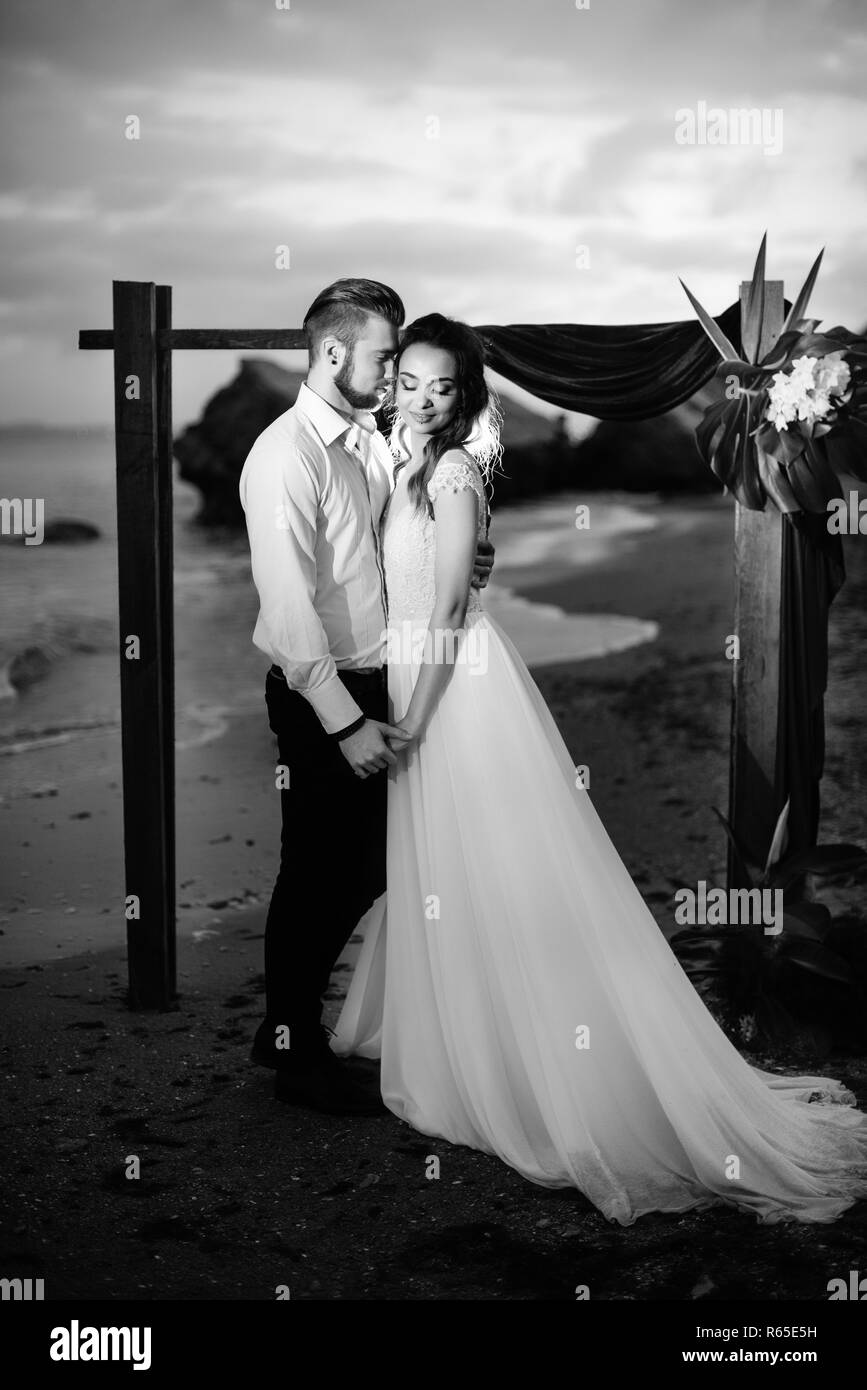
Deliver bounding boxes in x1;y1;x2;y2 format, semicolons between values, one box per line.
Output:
8;647;54;693
0;517;101;545
42;518;101;543
29;783;59;798
174;360;307;528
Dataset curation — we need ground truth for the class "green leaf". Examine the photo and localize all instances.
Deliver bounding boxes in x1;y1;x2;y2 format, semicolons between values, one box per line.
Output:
762;797;789;878
757;328;808;373
782;900;832;937
709;394;767;507
674;945;730;969
780;913;823;943
767;843;867;889
782;248;825;334
741;233;768;364
755;438;801;513
824;424;867;483
679;279;741;362
755;418;806;466
779;938;856;983
784;440;844;514
694;398;730;468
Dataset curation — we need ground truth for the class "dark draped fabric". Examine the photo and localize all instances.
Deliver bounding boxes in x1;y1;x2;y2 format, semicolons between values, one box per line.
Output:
776;515;845;861
473;301;845;869
475;301;743;420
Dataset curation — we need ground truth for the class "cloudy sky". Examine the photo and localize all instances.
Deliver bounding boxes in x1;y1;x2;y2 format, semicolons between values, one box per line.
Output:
1;0;865;426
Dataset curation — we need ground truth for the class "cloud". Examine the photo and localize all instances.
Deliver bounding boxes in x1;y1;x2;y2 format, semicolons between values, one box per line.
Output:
0;0;865;423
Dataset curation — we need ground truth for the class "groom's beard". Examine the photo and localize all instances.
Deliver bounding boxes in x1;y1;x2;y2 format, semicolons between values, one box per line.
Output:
335;347;383;411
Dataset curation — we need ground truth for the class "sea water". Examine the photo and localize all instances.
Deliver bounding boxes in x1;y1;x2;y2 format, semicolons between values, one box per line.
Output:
0;426;266;759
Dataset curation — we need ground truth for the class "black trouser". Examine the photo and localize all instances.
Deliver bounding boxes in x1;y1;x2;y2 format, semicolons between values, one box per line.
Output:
259;664;388;1062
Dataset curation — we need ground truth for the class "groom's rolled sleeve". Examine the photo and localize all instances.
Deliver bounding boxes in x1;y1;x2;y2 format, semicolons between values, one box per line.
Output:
242;443;365;735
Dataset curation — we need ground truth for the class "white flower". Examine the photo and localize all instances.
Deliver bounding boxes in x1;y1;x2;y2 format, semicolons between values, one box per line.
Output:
814;350;851;398
808;390;832;421
790;355;818;386
765;352;850;431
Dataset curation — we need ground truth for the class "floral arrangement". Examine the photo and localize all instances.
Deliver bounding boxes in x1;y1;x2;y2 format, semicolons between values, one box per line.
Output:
765;352;850;432
680;235;867;514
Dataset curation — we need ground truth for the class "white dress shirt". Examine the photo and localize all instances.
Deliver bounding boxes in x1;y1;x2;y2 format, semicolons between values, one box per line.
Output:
239;382;395;735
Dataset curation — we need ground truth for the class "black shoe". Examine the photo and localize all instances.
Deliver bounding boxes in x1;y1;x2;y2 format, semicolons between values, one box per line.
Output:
250;1022;333;1072
251;1023;372;1077
250;1039;285;1070
274;1060;386;1116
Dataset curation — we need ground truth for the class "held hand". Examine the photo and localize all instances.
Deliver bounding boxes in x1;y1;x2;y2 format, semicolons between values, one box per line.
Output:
471;533;495;590
339;719;409;779
386;720;421;755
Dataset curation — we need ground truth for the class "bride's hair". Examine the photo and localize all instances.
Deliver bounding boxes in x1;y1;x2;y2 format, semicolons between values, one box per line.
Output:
385;313;503;519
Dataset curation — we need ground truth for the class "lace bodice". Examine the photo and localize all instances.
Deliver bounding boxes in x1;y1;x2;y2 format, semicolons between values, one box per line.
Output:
381;453;488;622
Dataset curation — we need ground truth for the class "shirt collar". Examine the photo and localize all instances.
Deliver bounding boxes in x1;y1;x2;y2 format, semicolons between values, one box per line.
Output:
297;382;377;457
345;415;376;462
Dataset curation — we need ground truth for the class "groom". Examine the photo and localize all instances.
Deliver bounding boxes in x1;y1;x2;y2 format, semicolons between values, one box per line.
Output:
239;279;495;1114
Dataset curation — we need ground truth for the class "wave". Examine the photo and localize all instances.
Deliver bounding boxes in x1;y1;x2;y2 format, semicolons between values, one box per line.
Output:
0;698;262;758
0;716;121;757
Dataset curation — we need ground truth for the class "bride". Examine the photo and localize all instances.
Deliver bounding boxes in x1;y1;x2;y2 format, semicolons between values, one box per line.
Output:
331;311;867;1226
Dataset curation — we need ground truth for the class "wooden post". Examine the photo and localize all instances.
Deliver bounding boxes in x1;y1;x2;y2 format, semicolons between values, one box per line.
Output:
112;280;175;1008
727;280;785;888
155;285;176;993
79;304;312;1011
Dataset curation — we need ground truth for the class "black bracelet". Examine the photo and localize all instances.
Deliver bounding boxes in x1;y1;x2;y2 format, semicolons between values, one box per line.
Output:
331;714;367;742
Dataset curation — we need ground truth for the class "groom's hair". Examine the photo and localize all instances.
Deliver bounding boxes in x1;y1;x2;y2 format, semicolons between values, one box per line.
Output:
303;279;405;361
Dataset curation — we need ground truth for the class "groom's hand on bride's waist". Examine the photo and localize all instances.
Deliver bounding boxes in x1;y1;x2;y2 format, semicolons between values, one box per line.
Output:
338;719;412;778
471;533;495;590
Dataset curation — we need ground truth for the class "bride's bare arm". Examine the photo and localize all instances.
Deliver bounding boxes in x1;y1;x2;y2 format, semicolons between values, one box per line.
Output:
392;476;479;743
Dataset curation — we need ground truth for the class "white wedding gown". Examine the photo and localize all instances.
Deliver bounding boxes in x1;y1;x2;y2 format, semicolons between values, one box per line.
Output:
332;453;867;1225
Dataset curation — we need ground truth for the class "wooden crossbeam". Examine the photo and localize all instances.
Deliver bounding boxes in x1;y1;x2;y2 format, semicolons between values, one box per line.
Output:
80;329;308;350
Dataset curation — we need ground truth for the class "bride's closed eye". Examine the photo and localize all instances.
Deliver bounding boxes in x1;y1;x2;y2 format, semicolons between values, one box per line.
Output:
399;374;454;398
